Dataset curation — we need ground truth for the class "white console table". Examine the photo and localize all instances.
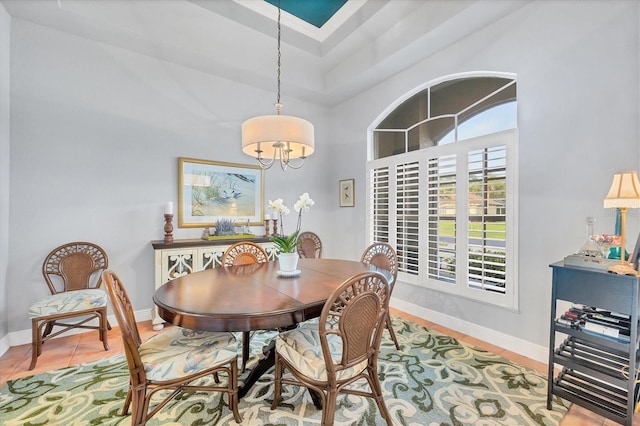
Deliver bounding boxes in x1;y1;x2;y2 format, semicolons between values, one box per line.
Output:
151;237;278;329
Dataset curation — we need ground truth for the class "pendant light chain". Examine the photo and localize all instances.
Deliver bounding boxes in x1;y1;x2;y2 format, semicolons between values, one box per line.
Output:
275;0;282;114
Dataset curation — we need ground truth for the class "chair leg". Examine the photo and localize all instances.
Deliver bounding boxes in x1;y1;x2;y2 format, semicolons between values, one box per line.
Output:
386;316;401;350
42;321;54;338
229;359;242;424
369;367;393;425
322;389;337;426
29;319;41;370
99;309;110;351
121;387;133;416
270;353;283;410
130;386;148;426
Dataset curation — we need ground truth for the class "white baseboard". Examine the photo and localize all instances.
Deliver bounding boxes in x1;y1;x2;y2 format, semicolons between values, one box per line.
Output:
391;297;549;364
0;333;9;359
0;309;153;358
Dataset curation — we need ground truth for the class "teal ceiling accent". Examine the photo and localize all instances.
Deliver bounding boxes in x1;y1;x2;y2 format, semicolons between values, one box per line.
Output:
265;0;348;28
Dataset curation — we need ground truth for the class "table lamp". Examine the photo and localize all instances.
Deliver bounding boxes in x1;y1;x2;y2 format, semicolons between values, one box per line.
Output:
603;171;640;275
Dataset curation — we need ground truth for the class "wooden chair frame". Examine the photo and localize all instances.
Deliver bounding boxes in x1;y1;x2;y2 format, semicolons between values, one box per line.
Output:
103;270;242;425
30;241;110;370
361;242;401;350
221;241;269;371
221;241;268;267
296;231;322;259
271;271;393;426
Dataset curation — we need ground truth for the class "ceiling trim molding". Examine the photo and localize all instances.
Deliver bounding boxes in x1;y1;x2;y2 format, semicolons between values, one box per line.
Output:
235;0;368;43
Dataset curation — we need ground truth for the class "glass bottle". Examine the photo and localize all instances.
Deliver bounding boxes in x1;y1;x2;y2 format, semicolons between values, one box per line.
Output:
578;217;602;258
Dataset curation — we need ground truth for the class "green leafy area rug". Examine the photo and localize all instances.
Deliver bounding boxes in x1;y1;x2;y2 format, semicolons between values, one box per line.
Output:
0;317;568;425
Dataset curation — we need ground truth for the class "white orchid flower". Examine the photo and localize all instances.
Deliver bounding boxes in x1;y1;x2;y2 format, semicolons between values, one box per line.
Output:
268;198;290;216
269;194;313;244
294;193;315;213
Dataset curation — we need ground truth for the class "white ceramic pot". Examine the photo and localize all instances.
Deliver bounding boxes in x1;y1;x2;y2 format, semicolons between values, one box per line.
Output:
278;252;299;272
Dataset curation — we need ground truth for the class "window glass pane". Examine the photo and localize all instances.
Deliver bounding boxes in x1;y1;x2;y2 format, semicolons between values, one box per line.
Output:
377;89;428;130
458;100;516;141
407;117;456;151
373;130;405;159
375;77;516;158
430;77;514;117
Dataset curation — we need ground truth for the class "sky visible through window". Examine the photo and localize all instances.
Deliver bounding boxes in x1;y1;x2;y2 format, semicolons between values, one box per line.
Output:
440;101;517;144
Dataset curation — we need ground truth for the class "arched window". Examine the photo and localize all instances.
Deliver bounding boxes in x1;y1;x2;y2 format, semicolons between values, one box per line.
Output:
367;73;518;309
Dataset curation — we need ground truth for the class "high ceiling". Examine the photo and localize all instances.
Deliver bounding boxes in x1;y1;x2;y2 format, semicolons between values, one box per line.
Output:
1;0;528;106
264;0;348;28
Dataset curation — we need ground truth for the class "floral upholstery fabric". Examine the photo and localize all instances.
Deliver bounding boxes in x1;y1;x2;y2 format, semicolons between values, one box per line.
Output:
275;322;368;382
140;328;237;381
28;289;107;318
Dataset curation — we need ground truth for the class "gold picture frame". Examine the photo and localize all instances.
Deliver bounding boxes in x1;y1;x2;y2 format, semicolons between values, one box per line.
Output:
178;157;264;228
339;178;355;207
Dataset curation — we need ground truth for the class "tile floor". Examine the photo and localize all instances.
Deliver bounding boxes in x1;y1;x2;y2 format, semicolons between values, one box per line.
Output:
0;308;634;425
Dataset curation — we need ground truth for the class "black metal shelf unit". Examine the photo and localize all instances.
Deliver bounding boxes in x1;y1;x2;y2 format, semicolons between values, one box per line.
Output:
547;263;640;425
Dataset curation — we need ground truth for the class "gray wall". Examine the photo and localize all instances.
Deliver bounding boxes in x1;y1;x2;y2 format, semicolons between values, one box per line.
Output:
0;3;10;347
1;1;639;360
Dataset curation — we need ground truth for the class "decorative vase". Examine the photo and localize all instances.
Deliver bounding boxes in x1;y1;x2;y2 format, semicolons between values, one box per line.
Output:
278;252;299;272
608;208;630;260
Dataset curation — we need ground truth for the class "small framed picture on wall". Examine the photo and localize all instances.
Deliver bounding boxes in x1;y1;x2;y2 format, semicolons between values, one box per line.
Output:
339;179;355;207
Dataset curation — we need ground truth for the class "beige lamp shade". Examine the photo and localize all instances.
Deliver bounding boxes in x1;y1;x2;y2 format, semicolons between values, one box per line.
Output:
603;171;640;208
242;115;315;159
603;170;640;275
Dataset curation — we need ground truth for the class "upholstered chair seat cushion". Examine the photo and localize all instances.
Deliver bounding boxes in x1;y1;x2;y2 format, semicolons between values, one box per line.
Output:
140;328;238;381
28;289;107;318
275;322;368;382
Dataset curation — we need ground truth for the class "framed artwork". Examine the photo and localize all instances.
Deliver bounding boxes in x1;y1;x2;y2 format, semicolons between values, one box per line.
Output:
178;157;264;228
339;178;355;207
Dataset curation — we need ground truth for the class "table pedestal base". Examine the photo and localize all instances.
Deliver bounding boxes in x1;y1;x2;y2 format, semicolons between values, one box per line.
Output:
238;334;323;409
238;340;275;399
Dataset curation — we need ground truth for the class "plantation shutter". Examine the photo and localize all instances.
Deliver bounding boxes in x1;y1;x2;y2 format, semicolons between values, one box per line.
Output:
426;154;457;283
467;145;507;293
396;162;420;275
369;166;390;243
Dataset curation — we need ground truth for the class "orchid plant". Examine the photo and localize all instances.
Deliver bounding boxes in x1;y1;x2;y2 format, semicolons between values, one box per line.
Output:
268;193;315;253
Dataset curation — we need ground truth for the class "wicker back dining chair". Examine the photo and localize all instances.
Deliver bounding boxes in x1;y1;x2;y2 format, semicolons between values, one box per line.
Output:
102;270;242;425
28;241;110;370
221;241;269;371
360;242;400;350
296;231;322;259
221;241;269;267
271;271;393;426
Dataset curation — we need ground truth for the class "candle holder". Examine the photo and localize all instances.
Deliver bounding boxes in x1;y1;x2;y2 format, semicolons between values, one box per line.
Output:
264;219;271;237
164;214;174;243
272;218;279;237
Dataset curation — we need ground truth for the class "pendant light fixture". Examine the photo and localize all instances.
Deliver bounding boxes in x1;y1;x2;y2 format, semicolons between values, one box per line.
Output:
241;0;315;170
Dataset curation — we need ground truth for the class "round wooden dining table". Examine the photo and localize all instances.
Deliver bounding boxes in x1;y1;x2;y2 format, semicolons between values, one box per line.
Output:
153;258;392;398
